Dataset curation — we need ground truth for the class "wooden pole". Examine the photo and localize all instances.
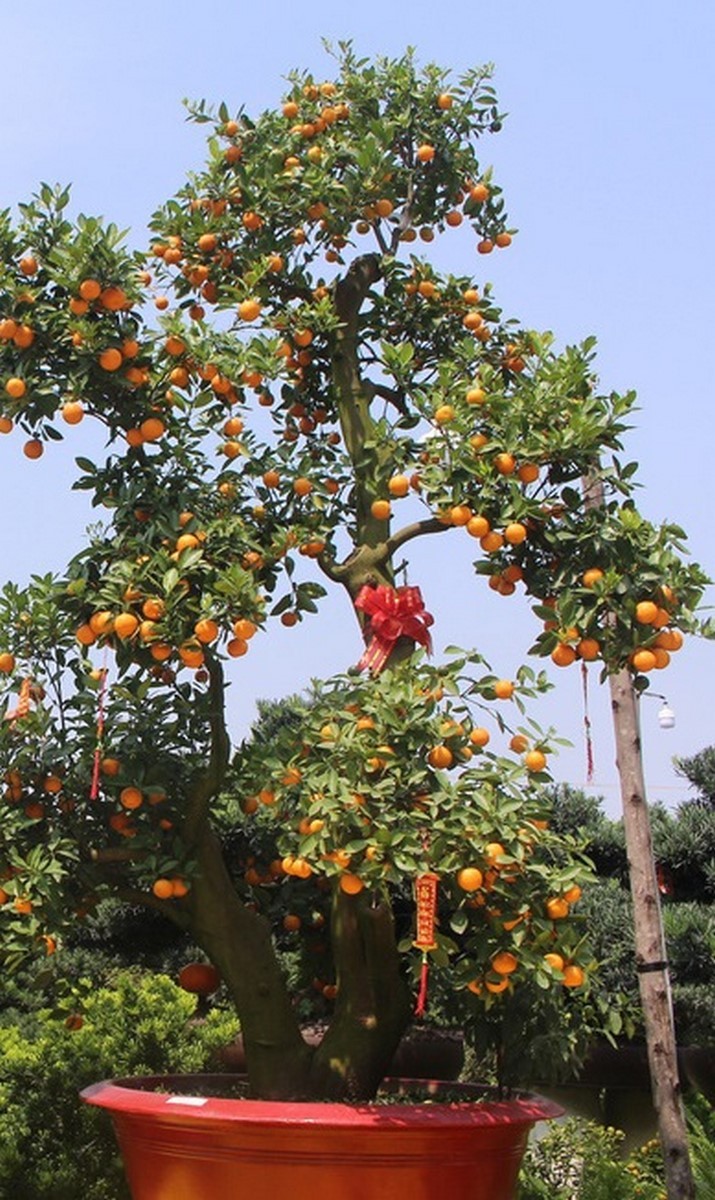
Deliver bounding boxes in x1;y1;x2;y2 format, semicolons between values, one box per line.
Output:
608;669;695;1199
583;473;695;1198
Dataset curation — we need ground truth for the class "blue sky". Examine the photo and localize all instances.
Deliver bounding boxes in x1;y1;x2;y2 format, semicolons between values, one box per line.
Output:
1;1;713;813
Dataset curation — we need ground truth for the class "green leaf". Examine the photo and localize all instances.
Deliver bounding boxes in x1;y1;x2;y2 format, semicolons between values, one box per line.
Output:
450;909;469;935
162;568;180;593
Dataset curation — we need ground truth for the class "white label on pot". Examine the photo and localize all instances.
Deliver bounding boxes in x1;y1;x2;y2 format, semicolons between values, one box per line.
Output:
166;1096;209;1107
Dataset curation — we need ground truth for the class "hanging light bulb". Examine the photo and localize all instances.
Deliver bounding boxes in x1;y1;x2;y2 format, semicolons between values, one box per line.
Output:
643;691;676;730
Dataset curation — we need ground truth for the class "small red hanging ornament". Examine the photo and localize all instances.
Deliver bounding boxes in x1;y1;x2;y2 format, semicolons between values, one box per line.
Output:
354;584;433;675
581;662;595;783
89;665;109;801
413;872;439;1017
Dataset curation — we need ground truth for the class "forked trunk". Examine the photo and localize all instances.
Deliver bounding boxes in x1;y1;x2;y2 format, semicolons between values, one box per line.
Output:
182;823;412;1101
308;889;413;1100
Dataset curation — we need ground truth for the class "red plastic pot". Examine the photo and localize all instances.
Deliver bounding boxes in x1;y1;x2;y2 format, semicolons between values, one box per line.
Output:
81;1074;562;1200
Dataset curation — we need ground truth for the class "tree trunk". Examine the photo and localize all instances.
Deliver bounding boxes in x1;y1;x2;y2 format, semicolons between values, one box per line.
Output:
183;825;313;1099
309;889;413;1099
609;670;696;1200
182;824;412;1101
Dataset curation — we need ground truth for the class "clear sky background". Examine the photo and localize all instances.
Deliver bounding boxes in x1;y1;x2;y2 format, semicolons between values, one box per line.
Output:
0;1;713;814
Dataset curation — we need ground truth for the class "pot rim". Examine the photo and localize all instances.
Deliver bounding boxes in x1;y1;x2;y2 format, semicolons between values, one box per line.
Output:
81;1073;563;1128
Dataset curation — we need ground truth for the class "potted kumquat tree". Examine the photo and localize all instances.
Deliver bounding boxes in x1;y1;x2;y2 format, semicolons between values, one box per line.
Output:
0;44;708;1200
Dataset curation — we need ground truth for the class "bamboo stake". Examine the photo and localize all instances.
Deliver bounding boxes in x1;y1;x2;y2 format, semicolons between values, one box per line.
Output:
583;473;695;1199
609;669;695;1199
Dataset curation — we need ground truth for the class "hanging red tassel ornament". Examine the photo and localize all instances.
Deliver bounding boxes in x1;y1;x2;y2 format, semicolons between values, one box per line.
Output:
581;662;595;783
89;665;109;801
413;872;439;1017
354;584;433;675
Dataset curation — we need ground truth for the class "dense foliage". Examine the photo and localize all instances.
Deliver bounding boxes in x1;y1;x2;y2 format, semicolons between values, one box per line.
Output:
518;1097;715;1200
0;972;238;1200
550;783;715;1046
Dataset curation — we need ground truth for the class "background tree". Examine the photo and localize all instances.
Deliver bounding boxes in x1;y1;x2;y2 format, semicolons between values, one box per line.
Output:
550;783;715;1049
675;747;715;808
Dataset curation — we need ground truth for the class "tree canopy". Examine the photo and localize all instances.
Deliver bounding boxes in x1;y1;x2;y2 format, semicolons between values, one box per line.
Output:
0;45;709;1100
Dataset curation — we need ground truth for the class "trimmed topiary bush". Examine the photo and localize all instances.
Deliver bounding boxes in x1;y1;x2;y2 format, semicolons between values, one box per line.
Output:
0;971;238;1200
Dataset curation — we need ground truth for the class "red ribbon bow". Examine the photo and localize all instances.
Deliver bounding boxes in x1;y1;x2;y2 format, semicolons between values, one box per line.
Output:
354;584;433;674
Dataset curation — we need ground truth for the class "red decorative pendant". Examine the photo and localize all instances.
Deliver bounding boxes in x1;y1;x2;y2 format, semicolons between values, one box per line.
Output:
413;872;439;1016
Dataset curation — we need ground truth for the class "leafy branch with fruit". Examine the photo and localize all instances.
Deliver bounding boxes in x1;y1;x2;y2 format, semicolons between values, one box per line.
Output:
0;44;709;1102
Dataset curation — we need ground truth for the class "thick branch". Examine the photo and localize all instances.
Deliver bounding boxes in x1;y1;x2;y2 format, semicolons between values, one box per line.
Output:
584;470;696;1200
315;551;346;583
183;651;230;845
308;887;411;1099
316;541;390;589
334;253;382;323
371;220;390;256
332;256;383;541
390;175;416;254
386;516;451;555
363;379;408;416
88;846;146;864
114;887;195;932
184;825;311;1098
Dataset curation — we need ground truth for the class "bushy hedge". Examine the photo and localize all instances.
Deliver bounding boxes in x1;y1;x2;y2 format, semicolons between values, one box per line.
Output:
0;971;239;1200
547;783;715;1047
518;1118;665;1199
518;1099;715;1200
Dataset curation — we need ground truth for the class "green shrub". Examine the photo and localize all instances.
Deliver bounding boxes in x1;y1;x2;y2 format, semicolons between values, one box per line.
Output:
675;747;715;808
548;784;629;882
65;900;195;975
655;804;715;902
0;971;239;1200
518;1119;666;1200
687;1095;715;1196
547;783;715;1052
0;899;198;1023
